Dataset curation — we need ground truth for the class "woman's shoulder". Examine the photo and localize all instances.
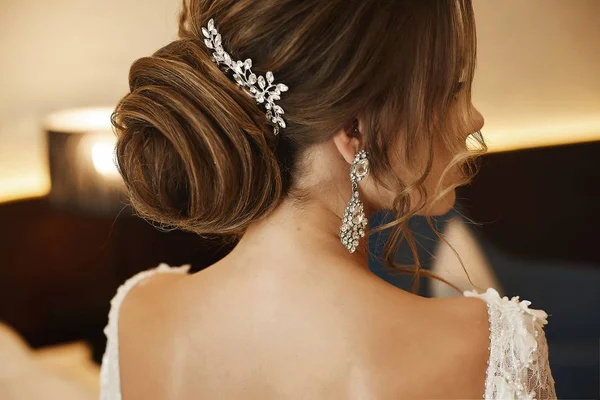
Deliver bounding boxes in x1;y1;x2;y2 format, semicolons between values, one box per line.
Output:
462;288;556;399
461;287;551;351
110;263;190;308
105;263;192;340
100;263;191;400
106;262;193;347
391;286;556;399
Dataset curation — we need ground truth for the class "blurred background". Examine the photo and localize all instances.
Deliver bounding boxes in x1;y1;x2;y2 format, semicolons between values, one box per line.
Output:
0;0;599;399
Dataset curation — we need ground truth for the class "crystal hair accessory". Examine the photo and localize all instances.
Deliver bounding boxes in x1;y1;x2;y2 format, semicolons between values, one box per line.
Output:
201;18;289;135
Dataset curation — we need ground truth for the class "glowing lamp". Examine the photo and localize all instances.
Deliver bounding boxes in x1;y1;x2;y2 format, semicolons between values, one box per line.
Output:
44;107;125;215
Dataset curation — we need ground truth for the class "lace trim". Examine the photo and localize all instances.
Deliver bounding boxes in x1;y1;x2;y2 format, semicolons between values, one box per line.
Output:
464;288;556;400
99;263;191;400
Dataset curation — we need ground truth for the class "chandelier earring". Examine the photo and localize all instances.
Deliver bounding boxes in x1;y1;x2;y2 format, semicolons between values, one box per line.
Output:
339;149;370;253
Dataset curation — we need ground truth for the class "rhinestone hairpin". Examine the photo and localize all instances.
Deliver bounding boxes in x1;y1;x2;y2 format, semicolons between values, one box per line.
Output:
201;18;289;135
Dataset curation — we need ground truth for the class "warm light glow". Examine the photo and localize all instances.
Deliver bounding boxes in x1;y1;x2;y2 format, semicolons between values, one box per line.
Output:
470;119;600;153
77;132;120;181
44;107;113;133
0;173;50;204
91;141;119;177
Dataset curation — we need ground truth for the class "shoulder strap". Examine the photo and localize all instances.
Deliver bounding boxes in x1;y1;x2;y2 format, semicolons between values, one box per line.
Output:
464;288;556;400
99;263;191;400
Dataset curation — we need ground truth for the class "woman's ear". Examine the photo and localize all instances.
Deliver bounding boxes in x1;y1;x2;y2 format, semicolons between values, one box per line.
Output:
333;119;363;164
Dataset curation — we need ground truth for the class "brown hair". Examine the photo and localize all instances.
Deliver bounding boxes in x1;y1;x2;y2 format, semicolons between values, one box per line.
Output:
112;0;486;292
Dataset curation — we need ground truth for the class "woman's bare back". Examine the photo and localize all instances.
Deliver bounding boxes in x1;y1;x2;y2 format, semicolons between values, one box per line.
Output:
116;258;489;399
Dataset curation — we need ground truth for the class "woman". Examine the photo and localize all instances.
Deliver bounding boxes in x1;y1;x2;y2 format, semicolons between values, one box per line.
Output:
100;0;556;398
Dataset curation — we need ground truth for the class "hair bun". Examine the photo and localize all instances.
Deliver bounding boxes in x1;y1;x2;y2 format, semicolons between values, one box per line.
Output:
112;38;282;237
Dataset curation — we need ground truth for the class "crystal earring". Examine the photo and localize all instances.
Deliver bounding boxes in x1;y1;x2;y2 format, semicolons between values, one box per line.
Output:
339;150;370;253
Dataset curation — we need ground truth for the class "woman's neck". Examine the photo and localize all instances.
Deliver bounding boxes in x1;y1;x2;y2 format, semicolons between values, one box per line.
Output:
231;194;371;272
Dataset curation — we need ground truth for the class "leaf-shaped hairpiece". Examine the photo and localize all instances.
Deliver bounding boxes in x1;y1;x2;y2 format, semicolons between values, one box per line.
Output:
202;18;289;135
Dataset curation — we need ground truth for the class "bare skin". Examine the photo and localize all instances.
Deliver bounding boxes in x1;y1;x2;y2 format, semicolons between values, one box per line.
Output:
119;106;489;399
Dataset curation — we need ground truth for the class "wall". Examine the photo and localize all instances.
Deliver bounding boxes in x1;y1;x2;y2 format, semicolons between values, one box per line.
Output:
473;0;600;149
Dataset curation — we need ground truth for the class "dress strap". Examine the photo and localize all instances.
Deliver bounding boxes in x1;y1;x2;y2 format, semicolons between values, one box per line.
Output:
99;263;191;400
464;288;556;399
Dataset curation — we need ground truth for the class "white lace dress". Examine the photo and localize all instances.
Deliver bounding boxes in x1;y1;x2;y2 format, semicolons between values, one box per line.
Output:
99;263;556;399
